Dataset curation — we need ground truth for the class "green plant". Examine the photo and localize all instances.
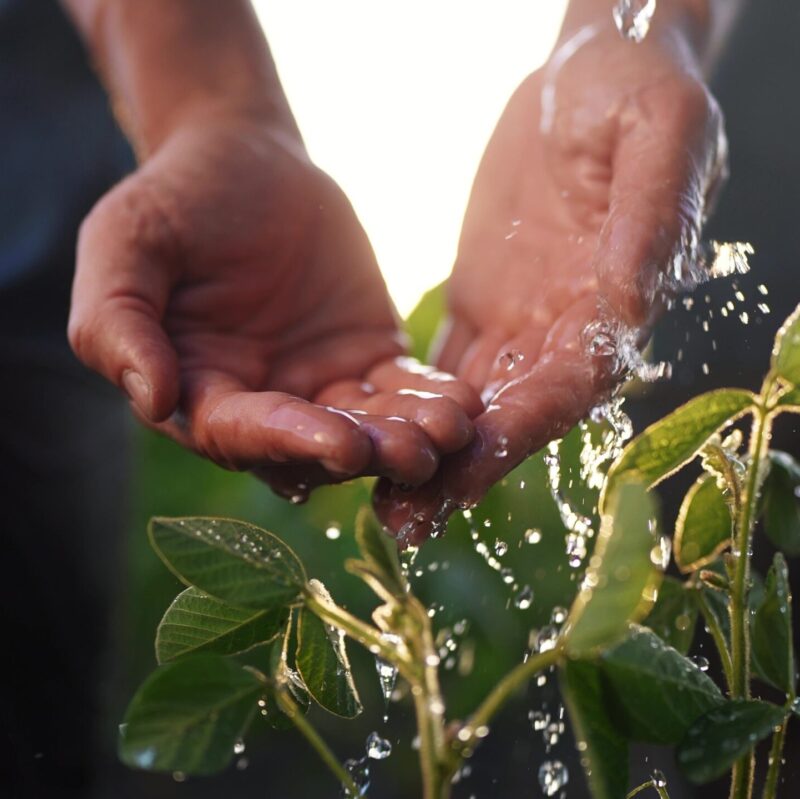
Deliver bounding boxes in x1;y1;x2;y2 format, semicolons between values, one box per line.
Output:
119;304;800;799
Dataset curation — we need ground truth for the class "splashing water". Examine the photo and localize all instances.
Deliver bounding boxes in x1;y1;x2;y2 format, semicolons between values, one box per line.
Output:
580;394;634;492
342;757;370;797
613;0;657;43
538;759;569;796
375;633;401;721
544;440;595;569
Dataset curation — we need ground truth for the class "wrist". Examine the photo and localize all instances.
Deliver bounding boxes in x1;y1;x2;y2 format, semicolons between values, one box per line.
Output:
558;0;712;60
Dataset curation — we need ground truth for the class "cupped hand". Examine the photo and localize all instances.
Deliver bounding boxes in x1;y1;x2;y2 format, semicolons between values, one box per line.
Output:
68;116;482;499
375;22;727;544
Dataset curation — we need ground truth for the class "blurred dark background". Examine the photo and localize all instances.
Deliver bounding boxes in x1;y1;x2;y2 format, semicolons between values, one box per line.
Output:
2;1;800;798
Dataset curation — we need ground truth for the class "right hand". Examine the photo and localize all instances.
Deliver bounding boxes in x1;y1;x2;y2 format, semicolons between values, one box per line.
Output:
68;114;482;500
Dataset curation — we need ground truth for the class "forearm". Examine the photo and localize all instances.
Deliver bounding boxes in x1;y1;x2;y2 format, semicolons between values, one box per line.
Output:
559;0;745;67
61;0;299;157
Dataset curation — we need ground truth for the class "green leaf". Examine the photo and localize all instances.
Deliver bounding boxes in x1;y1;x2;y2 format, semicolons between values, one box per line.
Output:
296;583;362;718
752;553;796;694
603;390;755;510
599;626;724;744
350;507;407;601
677;700;787;784
149;517;306;610
564;481;661;657
772;303;800;386
119;655;263;775
560;660;628;799
405;282;445;361
775;386;800;412
155;587;289;664
674;474;733;573
763;452;800;556
642;576;698;654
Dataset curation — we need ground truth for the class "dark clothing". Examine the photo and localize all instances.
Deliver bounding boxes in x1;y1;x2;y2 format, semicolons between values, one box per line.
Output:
0;1;133;796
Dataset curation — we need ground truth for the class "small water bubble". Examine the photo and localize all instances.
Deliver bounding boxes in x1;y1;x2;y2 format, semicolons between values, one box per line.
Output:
499;349;525;371
524;528;542;544
691;655;710;672
551;606;568;625
651;769;667;788
538;759;569;796
366;732;392;761
529;710;550;731
325;523;341;540
535;625;560;653
342;758;370;797
514;585;533;610
612;0;656;43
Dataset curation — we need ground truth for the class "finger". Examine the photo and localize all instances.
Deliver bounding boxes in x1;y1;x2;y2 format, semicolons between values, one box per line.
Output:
454;332;508;395
67;180;180;422
367;357;483;418
375;347;608;544
431;316;477;375
158;371;373;476
593;82;724;327
314;380;474;453
357;414;439;486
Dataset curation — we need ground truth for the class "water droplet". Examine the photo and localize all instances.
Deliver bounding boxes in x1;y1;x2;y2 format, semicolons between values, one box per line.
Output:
524;528;542;544
325;523;341;540
499;349;525;371
172;771;187;783
535;625;560;653
708;241;753;278
233;738;246;755
494;539;508;557
375;634;401;719
342;757;370;797
651;769;667;788
515;585;533;610
551;606;568;625
366;732;392;761
495;435;509;458
538;759;569;796
691;655;710;672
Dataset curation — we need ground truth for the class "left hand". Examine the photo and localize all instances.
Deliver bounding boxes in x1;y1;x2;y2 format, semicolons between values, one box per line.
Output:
375;21;727;544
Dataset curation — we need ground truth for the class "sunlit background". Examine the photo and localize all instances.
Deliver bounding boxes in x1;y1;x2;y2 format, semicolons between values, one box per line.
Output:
253;1;568;315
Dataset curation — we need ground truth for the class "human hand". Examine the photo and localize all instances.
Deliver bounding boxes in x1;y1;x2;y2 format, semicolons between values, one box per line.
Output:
68;116;482;500
375;19;727;544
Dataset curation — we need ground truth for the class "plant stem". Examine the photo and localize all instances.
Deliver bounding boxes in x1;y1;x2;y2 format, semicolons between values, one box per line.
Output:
302;588;415;678
729;402;772;799
408;609;450;799
459;645;563;749
276;690;361;797
694;588;734;692
762;715;790;799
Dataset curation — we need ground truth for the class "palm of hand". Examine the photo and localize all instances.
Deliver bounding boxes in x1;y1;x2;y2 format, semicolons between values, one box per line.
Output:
71;121;481;495
376;29;725;542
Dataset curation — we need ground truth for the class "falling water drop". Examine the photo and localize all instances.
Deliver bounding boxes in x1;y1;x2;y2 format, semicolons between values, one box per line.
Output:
538;760;569;796
514;585;533;610
365;731;392;761
612;0;657;43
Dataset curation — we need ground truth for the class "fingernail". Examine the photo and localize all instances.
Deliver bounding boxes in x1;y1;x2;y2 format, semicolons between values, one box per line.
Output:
122;369;152;416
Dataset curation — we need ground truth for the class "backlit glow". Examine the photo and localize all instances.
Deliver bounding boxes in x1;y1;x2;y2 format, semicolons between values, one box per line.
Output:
254;1;568;316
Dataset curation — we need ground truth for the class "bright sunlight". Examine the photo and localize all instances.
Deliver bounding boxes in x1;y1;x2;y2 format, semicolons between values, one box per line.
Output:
253;1;568;316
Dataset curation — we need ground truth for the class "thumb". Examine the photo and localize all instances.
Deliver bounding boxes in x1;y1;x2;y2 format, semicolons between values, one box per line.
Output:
68;180;180;422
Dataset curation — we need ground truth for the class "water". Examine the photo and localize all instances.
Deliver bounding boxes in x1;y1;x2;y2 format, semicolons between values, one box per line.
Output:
538;759;569;796
514;585;534;610
366;731;392;760
375;633;402;721
613;0;657;43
